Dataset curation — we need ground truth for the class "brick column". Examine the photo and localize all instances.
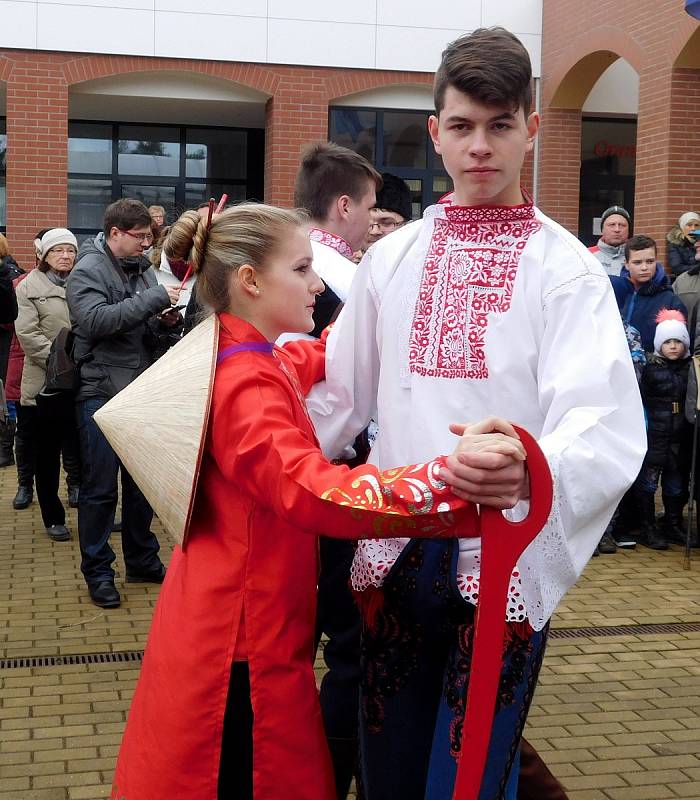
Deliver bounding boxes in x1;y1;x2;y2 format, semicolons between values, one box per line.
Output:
635;64;700;265
537;107;582;235
6;55;68;268
264;71;329;208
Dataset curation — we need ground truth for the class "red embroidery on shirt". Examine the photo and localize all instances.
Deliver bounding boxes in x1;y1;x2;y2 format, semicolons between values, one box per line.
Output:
309;227;354;260
409;204;541;380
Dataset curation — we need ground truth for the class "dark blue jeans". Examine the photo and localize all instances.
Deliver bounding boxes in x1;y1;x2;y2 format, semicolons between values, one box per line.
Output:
76;397;161;588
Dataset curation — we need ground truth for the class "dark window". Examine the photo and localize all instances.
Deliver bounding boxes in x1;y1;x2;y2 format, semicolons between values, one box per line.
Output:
67;121;264;239
0;118;6;230
579;116;637;246
329;107;451;216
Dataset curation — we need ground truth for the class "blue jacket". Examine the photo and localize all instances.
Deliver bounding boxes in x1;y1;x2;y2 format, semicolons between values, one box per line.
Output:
610;264;688;352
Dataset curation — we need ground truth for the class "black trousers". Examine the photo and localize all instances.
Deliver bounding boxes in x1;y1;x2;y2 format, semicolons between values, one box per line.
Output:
15;400;81;491
218;662;253;800
35;393;79;527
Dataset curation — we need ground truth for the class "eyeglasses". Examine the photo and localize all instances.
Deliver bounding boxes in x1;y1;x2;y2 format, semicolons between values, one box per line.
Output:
121;230;154;244
47;247;76;256
369;219;403;231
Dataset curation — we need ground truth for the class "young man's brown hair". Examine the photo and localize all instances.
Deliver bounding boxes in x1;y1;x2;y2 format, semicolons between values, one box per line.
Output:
103;198;153;238
294;142;382;221
434;27;533;117
624;234;657;261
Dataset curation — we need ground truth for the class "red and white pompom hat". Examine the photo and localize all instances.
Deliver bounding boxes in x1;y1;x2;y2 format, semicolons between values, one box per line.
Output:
653;308;690;355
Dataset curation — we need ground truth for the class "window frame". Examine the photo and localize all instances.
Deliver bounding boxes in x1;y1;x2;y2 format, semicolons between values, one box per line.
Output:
328;105;450;213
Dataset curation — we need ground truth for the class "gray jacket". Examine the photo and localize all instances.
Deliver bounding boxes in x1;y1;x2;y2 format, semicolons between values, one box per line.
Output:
590;239;626;276
66;233;172;401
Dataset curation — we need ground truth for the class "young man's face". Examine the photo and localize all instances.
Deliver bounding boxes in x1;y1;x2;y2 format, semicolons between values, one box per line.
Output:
625;247;657;287
343;180;377;252
428;87;539;207
367;208;405;245
661;339;685;360
108;224;153;258
601;214;629;247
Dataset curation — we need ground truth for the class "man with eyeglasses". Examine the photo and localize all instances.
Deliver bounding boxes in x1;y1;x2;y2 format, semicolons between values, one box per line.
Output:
66;198;182;609
367;172;413;247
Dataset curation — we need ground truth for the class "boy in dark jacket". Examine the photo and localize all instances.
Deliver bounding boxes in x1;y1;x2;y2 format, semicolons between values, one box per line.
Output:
610;234;687;352
635;310;691;550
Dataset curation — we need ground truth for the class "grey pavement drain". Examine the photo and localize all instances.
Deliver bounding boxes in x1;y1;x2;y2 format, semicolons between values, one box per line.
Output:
2;622;700;670
550;621;700;639
0;650;143;669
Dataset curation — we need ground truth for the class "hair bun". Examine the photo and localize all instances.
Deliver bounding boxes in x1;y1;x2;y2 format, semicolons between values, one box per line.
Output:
164;210;209;275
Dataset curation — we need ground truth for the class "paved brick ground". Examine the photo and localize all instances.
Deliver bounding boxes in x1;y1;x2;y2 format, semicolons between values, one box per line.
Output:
2;461;700;799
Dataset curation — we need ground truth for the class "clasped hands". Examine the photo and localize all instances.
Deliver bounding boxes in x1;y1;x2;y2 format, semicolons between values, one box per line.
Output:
441;417;529;510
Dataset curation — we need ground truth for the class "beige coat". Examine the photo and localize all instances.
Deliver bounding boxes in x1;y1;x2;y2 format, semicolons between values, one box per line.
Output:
15;269;71;406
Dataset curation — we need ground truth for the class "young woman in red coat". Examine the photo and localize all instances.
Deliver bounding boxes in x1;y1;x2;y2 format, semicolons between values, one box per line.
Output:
111;204;525;800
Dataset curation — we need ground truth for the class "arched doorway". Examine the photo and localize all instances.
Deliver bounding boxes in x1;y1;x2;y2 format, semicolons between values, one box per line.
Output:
68;71;269;239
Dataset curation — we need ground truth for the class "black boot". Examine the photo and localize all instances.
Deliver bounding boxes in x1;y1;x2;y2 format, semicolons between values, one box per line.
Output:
0;418;15;467
661;494;688;544
12;484;33;509
637;491;668;550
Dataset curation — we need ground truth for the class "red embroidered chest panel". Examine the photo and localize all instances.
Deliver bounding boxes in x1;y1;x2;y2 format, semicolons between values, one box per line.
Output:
408;203;541;380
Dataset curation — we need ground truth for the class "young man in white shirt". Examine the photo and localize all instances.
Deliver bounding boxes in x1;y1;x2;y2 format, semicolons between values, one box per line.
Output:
308;27;646;800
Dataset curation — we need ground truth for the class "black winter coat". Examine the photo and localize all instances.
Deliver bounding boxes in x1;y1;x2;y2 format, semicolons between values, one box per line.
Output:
667;227;699;277
641;354;691;467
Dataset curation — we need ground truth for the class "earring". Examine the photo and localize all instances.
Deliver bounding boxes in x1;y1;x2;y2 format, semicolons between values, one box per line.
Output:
255;289;260;295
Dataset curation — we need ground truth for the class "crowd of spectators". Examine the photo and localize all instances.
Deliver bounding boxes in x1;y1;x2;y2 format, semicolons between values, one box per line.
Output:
1;196;700;585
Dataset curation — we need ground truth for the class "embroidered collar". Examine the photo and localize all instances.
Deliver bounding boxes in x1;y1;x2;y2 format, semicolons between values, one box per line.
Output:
436;190;536;224
309;227;354;260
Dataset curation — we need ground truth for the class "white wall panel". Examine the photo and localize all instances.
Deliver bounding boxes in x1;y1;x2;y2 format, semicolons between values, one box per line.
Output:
155;12;267;61
377;0;481;30
268;19;376;69
37;5;154;55
156;0;267;15
0;1;37;49
3;0;543;75
376;25;470;72
40;0;153;8
482;0;542;36
268;0;376;25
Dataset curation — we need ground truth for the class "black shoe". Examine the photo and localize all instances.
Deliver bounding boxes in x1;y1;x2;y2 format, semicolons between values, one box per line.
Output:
125;563;166;584
12;485;33;510
67;486;79;509
597;531;617;554
89;581;121;608
46;524;71;542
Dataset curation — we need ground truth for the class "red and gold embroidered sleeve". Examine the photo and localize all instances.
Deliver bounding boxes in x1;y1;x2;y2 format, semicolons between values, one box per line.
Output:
211;358;478;539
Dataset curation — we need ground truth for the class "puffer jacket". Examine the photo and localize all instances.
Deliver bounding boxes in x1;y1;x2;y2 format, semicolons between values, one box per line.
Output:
67;234;176;401
610;264;688;352
667;226;699;277
641;353;691;467
14;269;71;406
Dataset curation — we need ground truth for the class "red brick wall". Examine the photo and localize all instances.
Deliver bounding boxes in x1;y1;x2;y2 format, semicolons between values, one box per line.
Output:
537;108;581;233
0;50;432;265
540;0;699;254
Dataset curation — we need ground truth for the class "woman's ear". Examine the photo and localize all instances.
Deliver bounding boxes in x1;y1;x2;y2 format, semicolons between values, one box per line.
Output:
237;264;259;297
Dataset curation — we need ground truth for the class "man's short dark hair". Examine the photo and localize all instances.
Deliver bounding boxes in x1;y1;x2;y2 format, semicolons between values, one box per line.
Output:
624;234;657;261
294;142;382;221
434;27;532;117
103;198;152;238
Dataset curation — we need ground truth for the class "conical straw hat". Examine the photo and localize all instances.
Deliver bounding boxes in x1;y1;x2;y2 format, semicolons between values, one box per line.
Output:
94;314;219;547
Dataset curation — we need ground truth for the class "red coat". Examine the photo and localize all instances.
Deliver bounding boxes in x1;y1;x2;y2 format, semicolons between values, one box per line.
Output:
112;313;477;800
3;274;31;403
